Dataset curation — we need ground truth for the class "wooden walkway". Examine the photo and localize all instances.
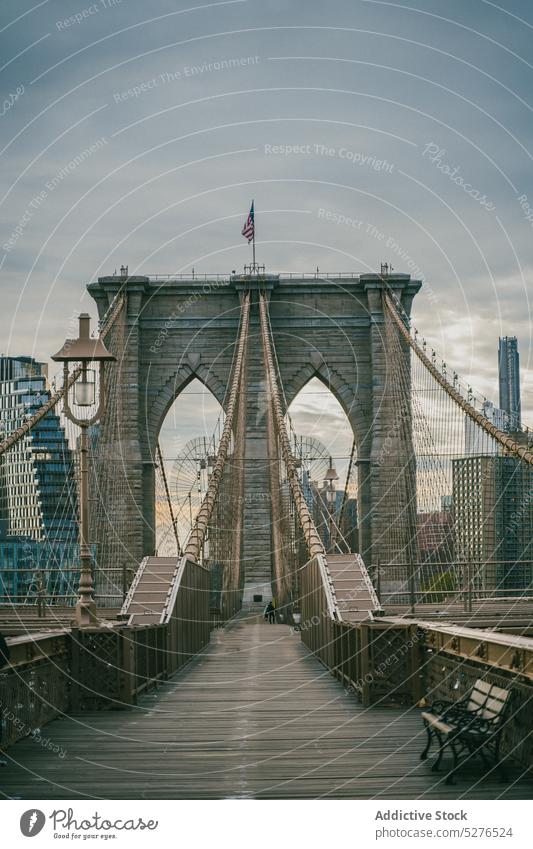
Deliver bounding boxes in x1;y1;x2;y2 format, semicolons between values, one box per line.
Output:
2;611;533;800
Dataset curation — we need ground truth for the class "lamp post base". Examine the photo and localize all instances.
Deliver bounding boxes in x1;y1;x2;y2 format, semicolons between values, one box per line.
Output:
75;600;98;627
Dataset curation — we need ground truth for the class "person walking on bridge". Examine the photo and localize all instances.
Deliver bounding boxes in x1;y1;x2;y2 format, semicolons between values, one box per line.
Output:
264;601;276;624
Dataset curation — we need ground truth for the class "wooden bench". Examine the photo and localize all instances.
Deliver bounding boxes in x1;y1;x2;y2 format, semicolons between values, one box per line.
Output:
420;679;512;784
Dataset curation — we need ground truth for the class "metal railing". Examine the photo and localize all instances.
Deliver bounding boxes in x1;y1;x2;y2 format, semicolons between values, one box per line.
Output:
417;623;533;768
0;631;70;748
0;593;125;610
0;561;213;751
270;272;363;279
374;560;533;613
148;273;233;281
297;554;533;743
147;272;365;282
298;555;418;706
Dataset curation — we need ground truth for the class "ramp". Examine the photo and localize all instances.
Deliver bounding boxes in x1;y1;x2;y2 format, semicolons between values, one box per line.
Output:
327;554;382;622
120;556;180;625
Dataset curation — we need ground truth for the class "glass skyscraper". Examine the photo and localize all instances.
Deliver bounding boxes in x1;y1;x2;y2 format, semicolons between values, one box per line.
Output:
499;336;521;431
0;356;79;603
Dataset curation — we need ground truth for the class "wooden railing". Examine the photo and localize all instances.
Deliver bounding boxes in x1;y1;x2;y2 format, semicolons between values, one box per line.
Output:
130;625;168;697
299;551;533;758
335;619;420;707
163;556;211;676
0;558;213;750
298;554;340;669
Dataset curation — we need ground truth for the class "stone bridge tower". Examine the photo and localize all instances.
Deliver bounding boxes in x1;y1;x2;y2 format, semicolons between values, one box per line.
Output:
88;272;421;588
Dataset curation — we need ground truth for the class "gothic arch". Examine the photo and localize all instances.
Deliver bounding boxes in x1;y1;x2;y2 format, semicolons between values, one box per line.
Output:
281;360;368;451
142;363;227;461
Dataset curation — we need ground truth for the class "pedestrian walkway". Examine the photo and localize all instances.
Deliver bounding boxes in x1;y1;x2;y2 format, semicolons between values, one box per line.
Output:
2;611;532;799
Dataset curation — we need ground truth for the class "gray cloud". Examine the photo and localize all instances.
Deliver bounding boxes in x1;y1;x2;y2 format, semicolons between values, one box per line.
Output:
1;0;532;441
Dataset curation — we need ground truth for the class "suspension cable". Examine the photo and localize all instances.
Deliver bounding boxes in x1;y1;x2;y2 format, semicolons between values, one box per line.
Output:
259;292;341;619
0;292;125;457
337;436;356;549
184;293;250;559
259;293;325;558
384;293;533;467
156;440;180;554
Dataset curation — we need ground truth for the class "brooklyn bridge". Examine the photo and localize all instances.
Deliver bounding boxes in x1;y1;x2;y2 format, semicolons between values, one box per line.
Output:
1;270;532;799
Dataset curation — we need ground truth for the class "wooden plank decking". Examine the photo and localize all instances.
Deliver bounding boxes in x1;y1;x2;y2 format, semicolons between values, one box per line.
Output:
2;611;532;800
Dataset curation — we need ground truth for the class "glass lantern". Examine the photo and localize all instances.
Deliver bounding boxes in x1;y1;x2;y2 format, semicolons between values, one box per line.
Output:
74;367;96;406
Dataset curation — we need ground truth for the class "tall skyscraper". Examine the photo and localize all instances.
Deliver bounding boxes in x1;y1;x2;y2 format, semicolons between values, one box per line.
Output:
452;455;533;592
0;356;78;542
0;356;79;603
499;336;521;430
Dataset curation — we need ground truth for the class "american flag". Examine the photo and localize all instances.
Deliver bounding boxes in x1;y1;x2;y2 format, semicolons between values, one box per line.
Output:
241;201;254;242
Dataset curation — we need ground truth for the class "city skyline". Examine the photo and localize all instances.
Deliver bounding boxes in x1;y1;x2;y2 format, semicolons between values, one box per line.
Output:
3;0;533;812
1;0;532;447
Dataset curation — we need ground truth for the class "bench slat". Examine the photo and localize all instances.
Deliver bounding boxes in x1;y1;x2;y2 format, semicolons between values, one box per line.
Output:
421;677;512;782
467;681;510;719
421;712;454;734
489;685;510;702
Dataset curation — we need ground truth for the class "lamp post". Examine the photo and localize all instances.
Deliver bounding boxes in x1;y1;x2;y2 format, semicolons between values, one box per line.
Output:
52;313;115;627
324;458;339;554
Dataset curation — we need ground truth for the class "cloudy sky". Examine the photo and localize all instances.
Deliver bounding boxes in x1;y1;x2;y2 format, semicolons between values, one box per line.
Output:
1;0;533;484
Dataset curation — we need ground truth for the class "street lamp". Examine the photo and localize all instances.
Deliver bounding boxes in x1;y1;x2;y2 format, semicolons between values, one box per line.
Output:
324;458;339;553
52;313;115;626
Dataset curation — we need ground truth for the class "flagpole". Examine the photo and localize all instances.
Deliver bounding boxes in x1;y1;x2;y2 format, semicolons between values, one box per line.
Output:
252;199;256;271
